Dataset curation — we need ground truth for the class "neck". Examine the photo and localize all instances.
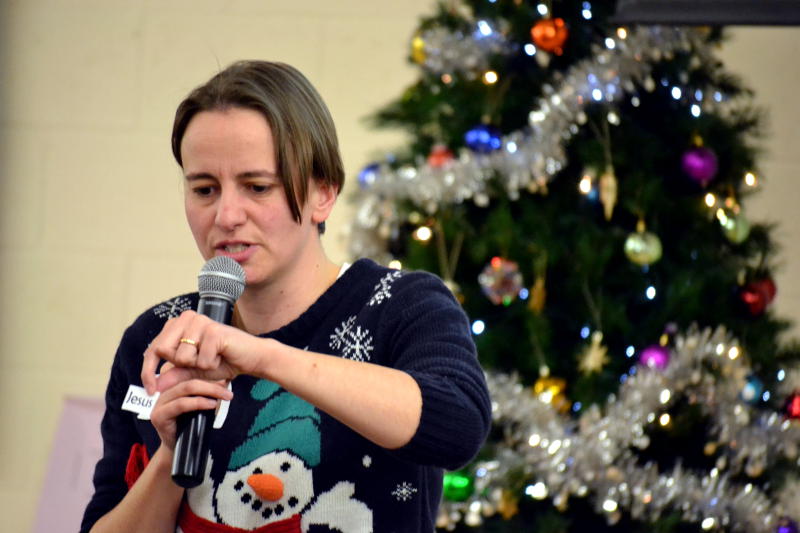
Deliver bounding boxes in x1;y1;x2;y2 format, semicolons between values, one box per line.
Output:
234;255;340;335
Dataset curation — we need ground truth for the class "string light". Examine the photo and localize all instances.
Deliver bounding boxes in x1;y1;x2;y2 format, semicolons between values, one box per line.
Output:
616;27;628;39
701;517;716;530
483;70;499;84
579;174;593;194
388;260;402;270
413;226;433;241
471;320;486;335
526;482;548;499
524;43;537;56
581;1;593;19
603;499;618;512
704;192;716;207
744;171;757;186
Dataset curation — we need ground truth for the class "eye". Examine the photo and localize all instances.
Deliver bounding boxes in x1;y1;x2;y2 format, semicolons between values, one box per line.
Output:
249;183;272;194
192;185;216;197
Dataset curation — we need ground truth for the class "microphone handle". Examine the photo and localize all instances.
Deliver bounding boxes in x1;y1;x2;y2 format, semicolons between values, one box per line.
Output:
171;296;233;488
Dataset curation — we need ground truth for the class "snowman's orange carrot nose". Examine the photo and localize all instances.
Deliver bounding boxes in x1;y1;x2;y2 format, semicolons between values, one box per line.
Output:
248;473;284;501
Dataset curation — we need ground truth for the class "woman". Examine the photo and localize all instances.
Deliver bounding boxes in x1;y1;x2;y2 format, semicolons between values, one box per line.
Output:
81;60;490;533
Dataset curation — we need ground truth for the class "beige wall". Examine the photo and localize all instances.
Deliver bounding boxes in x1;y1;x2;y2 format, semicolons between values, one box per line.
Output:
0;2;798;530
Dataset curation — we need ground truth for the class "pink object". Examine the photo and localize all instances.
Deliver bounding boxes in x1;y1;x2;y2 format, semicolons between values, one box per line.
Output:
33;396;104;533
639;344;671;370
681;147;718;185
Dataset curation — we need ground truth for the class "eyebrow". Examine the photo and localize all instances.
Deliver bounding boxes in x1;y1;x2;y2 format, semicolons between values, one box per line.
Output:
184;169;279;181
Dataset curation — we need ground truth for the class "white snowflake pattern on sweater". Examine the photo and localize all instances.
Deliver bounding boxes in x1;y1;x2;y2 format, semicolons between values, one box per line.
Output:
391;482;418;502
341;324;374;362
329;316;374;362
368;270;403;306
153;296;193;319
329;316;356;351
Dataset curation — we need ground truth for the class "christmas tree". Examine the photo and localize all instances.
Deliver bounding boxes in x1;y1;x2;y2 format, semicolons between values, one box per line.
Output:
348;1;800;532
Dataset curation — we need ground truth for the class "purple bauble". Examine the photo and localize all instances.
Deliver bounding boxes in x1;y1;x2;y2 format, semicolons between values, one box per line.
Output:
681;147;718;186
776;517;799;533
639;344;671;370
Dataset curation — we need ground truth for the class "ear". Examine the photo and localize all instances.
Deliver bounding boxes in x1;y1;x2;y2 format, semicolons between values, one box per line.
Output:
309;179;338;226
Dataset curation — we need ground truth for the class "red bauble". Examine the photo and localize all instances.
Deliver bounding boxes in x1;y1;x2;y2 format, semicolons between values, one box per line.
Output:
427;144;454;168
740;278;776;316
785;391;800;420
531;18;568;55
754;277;777;303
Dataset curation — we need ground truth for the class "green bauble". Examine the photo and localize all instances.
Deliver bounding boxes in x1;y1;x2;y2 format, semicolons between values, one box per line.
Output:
624;229;663;266
443;471;475;502
720;209;751;244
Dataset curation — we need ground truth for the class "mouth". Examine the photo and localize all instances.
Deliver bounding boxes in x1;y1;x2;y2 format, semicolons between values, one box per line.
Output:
221;243;250;253
215;241;254;257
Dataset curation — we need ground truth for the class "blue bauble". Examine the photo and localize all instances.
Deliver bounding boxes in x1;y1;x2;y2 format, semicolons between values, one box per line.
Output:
464;125;502;153
740;375;764;404
358;163;380;190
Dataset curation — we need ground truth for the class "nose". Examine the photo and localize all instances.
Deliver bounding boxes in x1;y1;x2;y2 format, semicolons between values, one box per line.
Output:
247;473;284;502
215;188;247;230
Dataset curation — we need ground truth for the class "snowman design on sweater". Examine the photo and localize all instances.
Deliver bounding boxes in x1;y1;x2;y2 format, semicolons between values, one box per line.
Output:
178;380;373;533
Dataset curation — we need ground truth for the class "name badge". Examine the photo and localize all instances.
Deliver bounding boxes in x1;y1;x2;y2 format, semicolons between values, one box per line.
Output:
121;385;159;420
121;383;232;426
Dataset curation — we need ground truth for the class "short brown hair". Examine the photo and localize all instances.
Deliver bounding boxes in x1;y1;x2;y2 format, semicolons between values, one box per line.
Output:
172;61;345;224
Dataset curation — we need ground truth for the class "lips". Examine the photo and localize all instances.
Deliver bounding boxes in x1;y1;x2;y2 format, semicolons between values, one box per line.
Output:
214;241;256;262
222;243;249;253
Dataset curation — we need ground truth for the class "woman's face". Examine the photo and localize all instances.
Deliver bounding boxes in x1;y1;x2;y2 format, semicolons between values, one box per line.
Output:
180;107;331;289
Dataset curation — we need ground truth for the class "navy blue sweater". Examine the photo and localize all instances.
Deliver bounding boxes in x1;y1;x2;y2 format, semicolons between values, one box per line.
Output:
81;258;491;533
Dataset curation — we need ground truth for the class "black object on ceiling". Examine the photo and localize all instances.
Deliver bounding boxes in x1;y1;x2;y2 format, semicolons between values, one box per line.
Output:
611;0;800;26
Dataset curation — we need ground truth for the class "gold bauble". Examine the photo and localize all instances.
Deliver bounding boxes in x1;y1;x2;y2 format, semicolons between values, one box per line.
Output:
624;220;662;266
411;34;426;64
533;376;570;413
527;275;546;314
599;167;618;221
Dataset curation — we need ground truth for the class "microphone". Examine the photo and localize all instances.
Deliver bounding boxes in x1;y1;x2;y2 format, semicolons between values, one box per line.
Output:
171;256;246;488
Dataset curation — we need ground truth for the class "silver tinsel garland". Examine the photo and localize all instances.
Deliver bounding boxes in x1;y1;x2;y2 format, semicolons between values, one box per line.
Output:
437;326;800;531
348;25;723;262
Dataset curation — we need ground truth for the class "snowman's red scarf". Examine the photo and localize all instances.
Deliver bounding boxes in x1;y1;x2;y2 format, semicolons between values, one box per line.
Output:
178;501;301;533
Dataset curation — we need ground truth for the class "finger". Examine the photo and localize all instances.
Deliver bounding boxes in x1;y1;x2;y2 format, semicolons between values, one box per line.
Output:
156;365;196;392
174;332;204;368
142;345;161;395
157;378;234;404
195;328;224;371
150;312;199;359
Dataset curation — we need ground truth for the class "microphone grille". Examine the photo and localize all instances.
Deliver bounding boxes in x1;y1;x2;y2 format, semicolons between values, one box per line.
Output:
198;256;246;302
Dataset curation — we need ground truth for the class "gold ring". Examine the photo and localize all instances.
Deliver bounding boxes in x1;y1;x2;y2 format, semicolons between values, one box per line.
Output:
179;338;198;347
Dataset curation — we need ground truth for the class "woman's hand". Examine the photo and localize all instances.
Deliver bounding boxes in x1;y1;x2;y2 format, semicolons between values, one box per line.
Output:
141;310;269;396
148;363;233;451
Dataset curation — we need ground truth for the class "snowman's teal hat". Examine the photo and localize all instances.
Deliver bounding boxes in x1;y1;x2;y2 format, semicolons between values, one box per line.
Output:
229;380;321;470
